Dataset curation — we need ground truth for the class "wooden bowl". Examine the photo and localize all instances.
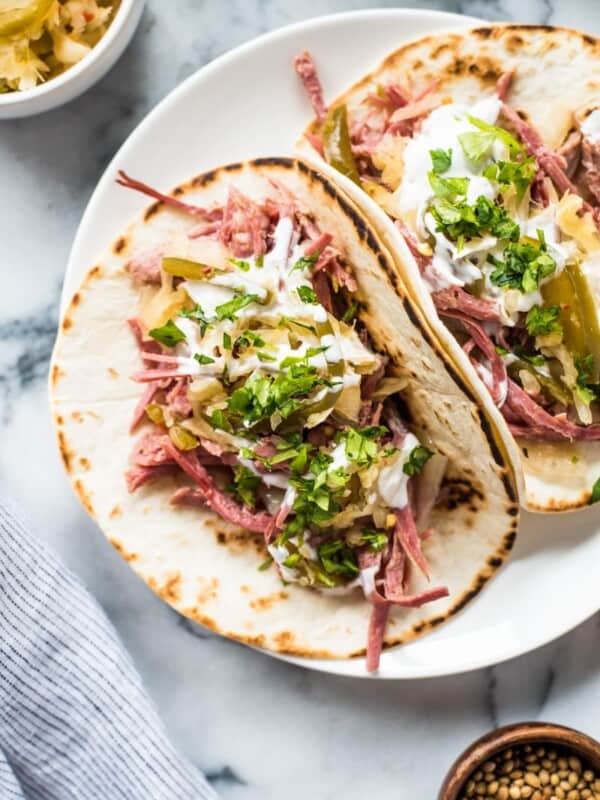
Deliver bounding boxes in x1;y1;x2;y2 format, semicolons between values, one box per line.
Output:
439;722;600;800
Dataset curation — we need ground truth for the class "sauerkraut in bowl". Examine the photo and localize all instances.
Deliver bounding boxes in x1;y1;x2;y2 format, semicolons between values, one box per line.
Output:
0;0;120;92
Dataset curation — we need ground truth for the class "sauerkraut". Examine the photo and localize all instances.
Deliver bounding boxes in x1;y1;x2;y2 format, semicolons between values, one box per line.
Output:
0;0;118;93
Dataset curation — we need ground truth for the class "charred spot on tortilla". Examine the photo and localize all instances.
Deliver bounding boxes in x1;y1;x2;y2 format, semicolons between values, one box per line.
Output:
51;364;64;386
57;430;72;472
144;201;161;222
250;591;289;611
113;236;128;255
73;479;94;516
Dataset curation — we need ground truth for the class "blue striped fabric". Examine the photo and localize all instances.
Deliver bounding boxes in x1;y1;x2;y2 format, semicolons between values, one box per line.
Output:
0;488;217;800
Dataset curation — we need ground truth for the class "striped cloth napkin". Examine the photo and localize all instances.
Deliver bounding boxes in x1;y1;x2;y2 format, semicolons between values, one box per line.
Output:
0;487;217;800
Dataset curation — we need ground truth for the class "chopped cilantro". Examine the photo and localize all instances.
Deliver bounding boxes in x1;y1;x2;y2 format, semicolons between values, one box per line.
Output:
342;301;360;323
210;408;232;432
148;320;186;347
403;445;434;476
483;158;537;200
292;252;319;273
466;115;523;156
215;293;259;322
296;285;318;304
233;330;265;356
575;355;599;405
278;316;317;335
495;345;509;355
360;528;389;552
589;477;600;505
458;130;495;163
256;254;264;268
342;426;388;468
489;237;556;293
228;257;251;272
525;305;563;337
429;148;452;174
430;194;519;246
257;351;276;362
428;171;469;200
223;332;232;350
317;539;359;577
257;556;273;571
179;304;212;336
228;465;261;508
226;363;332;428
513;345;546;367
193;353;215;365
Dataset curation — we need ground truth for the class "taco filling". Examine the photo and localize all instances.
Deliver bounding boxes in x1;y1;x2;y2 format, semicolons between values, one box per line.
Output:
118;172;450;671
297;54;600;444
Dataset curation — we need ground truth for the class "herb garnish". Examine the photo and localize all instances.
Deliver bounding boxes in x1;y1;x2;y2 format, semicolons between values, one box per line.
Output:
403;445;434;476
525;305;563;337
194;353;215;365
430;195;519;248
297;285;318;304
228;465;261;508
489;234;556;293
214;293;259;322
149;320;186;347
429;148;452;174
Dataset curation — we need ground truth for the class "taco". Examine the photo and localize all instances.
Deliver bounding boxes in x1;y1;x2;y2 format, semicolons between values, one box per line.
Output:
295;27;600;511
50;157;518;672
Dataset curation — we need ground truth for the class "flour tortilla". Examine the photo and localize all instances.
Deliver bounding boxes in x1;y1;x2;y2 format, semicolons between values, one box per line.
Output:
298;24;600;511
50;157;518;661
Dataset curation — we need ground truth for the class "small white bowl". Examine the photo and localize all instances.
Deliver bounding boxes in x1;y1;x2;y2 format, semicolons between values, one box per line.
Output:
0;0;145;119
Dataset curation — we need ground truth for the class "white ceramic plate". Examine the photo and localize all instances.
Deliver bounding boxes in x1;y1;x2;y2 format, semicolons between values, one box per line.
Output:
62;9;600;679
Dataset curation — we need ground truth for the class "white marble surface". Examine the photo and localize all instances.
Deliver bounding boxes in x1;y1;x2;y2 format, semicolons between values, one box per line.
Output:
1;2;600;797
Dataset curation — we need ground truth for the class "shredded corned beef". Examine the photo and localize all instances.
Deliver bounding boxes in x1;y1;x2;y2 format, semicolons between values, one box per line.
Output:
169;487;207;508
125;251;163;285
559;131;583;180
502;380;600;441
162;438;274;534
382;399;408;447
440;311;507;407
394;505;430;581
432;286;503;322
125;464;178;492
311;269;334;313
165;378;192;418
129;381;162;433
365;603;390;673
358;499;449;671
219;186;271;258
500;104;600;228
581;136;600;204
117;171;223;220
394;220;430;271
294;51;327;122
495;70;514;102
127;318;161;356
130;431;173;467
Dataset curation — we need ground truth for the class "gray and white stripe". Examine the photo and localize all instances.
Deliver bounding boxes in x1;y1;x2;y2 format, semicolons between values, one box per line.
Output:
0;488;216;800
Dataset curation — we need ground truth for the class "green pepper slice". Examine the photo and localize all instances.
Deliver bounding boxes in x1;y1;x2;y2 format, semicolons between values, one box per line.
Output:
507;359;571;407
0;0;53;38
162;257;215;281
541;262;600;382
322;105;360;185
